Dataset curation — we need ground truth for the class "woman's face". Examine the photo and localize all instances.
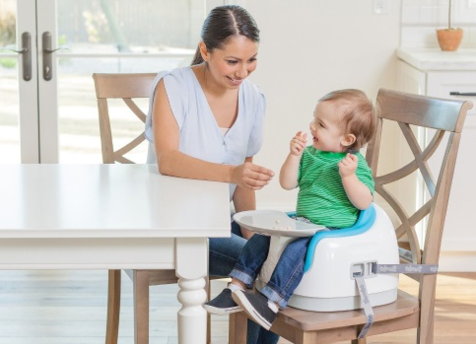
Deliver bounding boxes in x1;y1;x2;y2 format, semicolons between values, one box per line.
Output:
203;35;259;89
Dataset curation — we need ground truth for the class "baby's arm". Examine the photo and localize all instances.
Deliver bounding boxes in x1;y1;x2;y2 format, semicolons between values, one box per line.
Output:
280;131;307;190
338;153;373;210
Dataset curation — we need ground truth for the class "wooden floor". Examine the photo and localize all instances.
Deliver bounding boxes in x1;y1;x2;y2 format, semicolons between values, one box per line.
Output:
0;270;474;344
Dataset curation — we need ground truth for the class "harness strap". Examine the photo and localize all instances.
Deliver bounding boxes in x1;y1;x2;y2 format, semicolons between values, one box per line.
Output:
355;263;438;339
373;263;438;274
354;275;375;338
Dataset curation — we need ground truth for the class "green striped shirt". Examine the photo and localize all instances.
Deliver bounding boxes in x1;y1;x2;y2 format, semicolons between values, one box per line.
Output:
296;147;374;228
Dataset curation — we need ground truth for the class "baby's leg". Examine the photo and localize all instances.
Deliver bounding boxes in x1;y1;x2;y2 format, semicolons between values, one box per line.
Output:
229;234;271;289
261;236;311;308
232;237;311;330
204;234;271;315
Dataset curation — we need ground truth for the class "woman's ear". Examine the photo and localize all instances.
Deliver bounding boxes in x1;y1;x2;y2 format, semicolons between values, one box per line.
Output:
341;133;356;147
199;41;209;62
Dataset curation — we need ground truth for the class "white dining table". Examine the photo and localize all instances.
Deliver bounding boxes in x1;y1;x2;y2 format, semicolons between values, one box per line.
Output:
0;163;230;344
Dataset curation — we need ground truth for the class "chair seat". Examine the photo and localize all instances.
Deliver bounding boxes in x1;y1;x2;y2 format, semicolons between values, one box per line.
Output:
273;290;419;333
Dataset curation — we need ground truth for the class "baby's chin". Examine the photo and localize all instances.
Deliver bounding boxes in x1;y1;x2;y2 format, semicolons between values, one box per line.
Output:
312;142;345;153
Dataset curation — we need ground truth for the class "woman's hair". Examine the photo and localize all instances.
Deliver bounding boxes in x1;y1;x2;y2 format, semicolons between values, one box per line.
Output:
191;5;260;66
319;89;378;151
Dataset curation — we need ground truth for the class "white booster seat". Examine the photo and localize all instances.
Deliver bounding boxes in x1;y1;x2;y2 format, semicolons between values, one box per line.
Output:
239;203;400;312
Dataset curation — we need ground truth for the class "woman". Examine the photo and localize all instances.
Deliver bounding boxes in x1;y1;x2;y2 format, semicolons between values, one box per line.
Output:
145;5;279;344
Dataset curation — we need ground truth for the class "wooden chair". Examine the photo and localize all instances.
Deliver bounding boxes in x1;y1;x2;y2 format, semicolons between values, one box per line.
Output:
93;73;155;164
229;88;472;344
93;73;218;344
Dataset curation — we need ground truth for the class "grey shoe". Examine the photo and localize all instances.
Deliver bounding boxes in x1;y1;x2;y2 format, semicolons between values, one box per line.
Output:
203;288;242;315
232;290;277;330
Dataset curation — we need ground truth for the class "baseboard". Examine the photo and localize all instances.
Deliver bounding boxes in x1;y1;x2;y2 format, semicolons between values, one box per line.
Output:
439;251;476;272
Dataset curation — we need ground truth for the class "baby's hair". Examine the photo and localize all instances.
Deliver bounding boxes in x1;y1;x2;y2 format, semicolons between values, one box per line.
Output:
319;89;377;151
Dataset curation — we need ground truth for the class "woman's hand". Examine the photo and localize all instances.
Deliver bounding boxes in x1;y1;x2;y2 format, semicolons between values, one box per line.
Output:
290;131;308;157
231;162;274;190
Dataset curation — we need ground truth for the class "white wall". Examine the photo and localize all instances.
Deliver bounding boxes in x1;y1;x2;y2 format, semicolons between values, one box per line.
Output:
238;1;402;210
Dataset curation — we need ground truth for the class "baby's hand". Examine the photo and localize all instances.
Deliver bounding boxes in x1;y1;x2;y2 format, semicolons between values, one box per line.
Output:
338;153;358;178
290;131;307;157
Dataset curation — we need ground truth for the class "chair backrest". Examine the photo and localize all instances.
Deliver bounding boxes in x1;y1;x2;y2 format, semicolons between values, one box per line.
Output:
92;73;156;164
366;88;472;334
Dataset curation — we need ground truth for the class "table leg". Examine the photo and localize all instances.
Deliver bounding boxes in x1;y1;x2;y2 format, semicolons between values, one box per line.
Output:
175;238;208;344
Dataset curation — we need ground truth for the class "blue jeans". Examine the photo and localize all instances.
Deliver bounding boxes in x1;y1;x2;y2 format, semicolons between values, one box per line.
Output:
209;222;280;344
229;234;311;309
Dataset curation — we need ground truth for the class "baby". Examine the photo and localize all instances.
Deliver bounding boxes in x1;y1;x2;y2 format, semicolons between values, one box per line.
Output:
205;89;377;331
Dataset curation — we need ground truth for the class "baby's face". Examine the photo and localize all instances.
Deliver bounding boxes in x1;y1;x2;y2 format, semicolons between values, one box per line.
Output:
309;102;346;153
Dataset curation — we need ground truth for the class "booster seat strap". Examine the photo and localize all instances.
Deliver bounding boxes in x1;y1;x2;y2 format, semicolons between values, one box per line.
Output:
373;263;438;275
354;275;374;339
355;263;438;339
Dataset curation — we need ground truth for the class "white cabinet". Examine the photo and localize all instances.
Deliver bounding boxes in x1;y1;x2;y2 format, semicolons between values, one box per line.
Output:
397;49;476;268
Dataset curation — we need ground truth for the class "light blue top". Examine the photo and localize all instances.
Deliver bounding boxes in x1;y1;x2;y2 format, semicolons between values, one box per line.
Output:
145;67;266;200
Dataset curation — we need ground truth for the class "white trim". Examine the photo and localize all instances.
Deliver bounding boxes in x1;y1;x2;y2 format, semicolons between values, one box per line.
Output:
17;0;40;163
439;251;476;272
442;237;476;252
37;0;59;163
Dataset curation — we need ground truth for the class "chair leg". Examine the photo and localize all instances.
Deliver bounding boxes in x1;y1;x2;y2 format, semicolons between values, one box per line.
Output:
133;270;150;344
229;312;247;344
293;331;318;344
418;278;436;344
417;323;434;344
105;270;121;344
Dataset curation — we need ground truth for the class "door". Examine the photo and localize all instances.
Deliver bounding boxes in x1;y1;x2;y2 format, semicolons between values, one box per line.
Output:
0;0;38;163
0;0;213;163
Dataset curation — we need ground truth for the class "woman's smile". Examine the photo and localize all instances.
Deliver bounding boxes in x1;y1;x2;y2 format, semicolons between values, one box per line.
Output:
227;76;243;86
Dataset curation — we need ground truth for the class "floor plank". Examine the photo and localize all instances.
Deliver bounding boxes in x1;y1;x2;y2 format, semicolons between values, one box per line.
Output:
0;270;474;343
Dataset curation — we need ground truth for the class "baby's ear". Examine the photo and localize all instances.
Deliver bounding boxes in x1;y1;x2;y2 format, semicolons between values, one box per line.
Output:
341;133;356;147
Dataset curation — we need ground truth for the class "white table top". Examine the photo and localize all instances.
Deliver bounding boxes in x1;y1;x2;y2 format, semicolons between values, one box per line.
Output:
0;164;230;239
0;164;231;343
397;48;476;71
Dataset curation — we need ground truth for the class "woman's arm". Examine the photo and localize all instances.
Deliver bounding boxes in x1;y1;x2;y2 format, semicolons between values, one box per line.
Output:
152;79;274;190
232;157;257;239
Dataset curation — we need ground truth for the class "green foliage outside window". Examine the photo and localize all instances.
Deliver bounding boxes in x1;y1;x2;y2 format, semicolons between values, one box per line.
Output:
0;6;15;45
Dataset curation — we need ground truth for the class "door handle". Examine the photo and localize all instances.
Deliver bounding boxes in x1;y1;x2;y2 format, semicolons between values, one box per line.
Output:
42;31;68;81
0;32;31;81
